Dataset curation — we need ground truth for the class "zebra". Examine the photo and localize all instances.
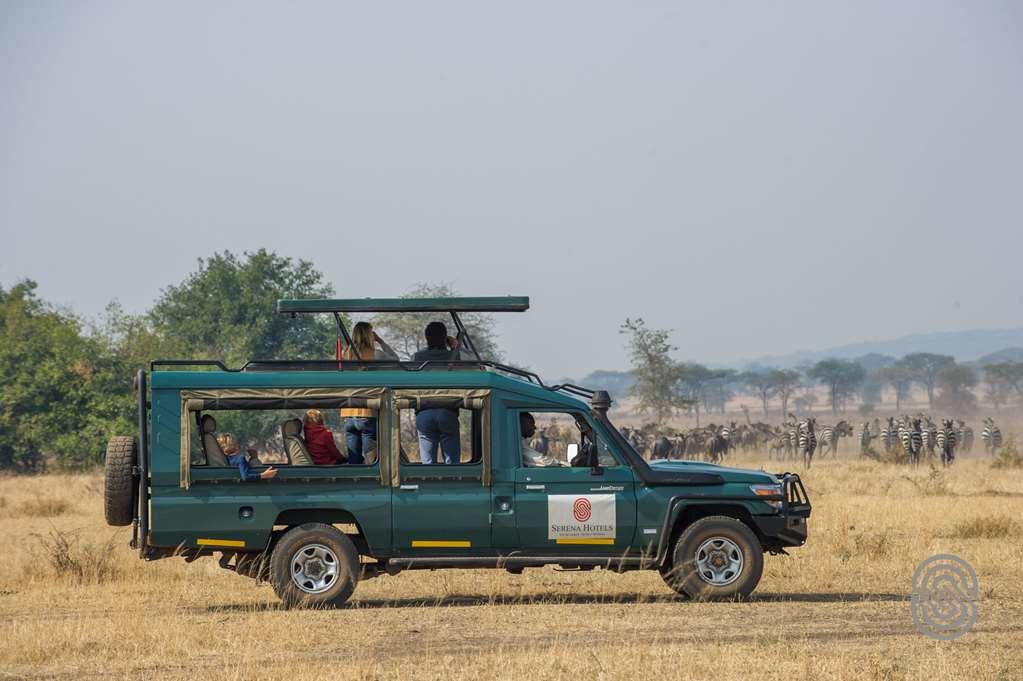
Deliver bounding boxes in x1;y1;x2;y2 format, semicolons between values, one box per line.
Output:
817;420;853;458
981;418;1003;454
957;420;974;454
900;418;924;464
880;417;896;453
798;417;818;467
920;417;938;459
859;422;875;456
936;418;957;467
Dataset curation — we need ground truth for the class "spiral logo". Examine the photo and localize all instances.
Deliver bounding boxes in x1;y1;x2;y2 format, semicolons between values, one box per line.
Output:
572;498;592;523
910;554;979;640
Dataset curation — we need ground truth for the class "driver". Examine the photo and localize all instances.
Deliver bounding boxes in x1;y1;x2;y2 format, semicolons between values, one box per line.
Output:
520;413;565;467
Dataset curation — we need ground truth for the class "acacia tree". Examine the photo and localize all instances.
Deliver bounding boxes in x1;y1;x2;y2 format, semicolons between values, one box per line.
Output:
809;359;866;414
877;364;914;413
676;362;720;427
742;369;776;419
934;364;978;412
770;368;801;417
985;362;1023;405
900;353;955;407
620;318;683;424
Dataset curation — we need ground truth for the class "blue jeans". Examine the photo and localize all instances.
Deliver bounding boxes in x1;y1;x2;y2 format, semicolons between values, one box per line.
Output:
415;409;461;464
344;417;377;465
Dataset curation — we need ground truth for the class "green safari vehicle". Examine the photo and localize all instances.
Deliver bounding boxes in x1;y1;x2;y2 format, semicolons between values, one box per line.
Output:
104;296;811;607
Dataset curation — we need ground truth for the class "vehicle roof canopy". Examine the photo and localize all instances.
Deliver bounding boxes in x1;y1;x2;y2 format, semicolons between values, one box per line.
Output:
277;296;529;314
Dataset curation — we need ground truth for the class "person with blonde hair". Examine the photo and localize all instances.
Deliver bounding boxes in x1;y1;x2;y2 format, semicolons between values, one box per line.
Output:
341;321;397;463
342;321;399;362
303;409;345;465
215;433;277;480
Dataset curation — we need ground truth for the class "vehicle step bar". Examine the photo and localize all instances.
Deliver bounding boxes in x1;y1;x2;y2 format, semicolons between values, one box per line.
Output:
384;555;651;571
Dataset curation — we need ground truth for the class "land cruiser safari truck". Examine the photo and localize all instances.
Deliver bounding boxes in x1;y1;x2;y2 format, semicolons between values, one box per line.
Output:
103;296;811;607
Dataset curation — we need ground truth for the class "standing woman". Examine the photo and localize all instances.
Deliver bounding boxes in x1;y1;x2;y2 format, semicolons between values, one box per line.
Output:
341;322;399;463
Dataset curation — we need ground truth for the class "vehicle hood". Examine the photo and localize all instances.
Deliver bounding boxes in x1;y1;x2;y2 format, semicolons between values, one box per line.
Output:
648;459;777;484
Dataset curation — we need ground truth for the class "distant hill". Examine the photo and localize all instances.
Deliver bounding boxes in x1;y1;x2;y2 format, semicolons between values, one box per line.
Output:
576;369;634;399
971;347;1023;367
727;328;1023;370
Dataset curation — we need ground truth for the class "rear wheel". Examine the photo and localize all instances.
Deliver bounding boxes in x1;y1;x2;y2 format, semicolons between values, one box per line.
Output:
104;436;137;527
270;523;360;608
661;515;763;601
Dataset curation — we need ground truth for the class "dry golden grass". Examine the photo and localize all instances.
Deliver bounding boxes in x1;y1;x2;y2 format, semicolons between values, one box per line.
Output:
1;458;1022;681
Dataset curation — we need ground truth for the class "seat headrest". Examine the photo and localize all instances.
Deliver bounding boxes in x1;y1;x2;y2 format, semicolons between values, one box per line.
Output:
282;419;302;437
201;414;217;434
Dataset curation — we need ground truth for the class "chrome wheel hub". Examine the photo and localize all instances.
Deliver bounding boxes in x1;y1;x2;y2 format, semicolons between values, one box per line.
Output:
291;543;339;594
695;537;744;587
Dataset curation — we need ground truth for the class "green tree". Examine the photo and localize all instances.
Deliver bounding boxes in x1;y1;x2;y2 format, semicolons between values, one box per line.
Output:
742;369;776;419
985;362;1023;404
620;318;683;424
676;362;720;427
933;364;977;412
809;359;866;414
0;281;131;471
877;364;914;413
899;352;955;407
770;368;801;417
149;250;336;367
371;283;502;361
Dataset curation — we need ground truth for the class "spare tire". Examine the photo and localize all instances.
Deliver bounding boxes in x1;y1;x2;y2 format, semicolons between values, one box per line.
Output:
104;436;138;526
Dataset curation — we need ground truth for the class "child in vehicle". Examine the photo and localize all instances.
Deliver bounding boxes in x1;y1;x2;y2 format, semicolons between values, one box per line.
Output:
215;433;278;480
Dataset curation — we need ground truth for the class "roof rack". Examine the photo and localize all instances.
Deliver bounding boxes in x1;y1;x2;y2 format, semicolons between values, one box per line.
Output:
277;297;529;314
149;359;596;401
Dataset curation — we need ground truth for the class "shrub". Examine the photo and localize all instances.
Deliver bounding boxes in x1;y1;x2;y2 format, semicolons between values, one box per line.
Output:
992;437;1023;469
33;529;123;584
944;515;1020;539
15;495;72;518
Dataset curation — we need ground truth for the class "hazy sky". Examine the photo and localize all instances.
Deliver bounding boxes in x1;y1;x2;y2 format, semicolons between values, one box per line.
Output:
3;1;1022;378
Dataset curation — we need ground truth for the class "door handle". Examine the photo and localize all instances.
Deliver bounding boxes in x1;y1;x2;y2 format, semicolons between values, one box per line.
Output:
524;484;545;490
399;484;419;491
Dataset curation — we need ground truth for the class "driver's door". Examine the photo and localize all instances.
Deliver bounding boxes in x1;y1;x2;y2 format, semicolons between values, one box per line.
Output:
511;410;637;553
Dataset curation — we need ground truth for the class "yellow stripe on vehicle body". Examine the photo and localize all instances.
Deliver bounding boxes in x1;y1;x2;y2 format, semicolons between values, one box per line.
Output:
555;538;615;545
411;540;472;548
197;538;246;548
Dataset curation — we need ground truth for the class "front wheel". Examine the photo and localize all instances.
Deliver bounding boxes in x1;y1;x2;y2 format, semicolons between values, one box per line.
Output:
269;523;360;608
661;515;764;601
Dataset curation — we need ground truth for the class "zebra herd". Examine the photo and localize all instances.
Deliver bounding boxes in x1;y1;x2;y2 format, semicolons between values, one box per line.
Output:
621;415;1006;468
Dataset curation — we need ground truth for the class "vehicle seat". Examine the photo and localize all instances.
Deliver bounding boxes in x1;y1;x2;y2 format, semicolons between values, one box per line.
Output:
201;414;229;467
281;419;314;466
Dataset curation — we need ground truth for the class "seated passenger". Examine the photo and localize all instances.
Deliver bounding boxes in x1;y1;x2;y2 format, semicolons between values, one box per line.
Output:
215;433;277;480
342;321;399;361
411;321;463;362
302;409;346;465
520;413;565;467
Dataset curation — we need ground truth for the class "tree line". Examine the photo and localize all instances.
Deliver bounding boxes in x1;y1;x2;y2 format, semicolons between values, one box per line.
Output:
620;318;1023;425
0;250;498;472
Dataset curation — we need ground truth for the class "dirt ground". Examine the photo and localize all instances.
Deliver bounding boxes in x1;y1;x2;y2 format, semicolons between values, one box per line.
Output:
1;451;1022;681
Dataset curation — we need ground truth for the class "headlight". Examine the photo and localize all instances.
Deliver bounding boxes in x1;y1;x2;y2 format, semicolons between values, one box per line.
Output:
750;483;784;510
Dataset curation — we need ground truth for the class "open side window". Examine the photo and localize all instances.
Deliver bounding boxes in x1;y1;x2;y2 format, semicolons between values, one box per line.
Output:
179;387;389;488
390;389;491;486
517;410;623;469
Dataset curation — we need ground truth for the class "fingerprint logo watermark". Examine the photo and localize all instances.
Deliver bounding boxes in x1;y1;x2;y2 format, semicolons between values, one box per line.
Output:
910;554;979;640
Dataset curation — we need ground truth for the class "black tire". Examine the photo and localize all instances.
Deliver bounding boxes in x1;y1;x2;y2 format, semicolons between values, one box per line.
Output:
270;523;360;608
104;436;137;527
661;515;764;601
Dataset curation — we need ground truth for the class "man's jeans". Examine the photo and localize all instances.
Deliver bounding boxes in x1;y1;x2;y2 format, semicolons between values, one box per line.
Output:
415;409;461;464
344;417;377;465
